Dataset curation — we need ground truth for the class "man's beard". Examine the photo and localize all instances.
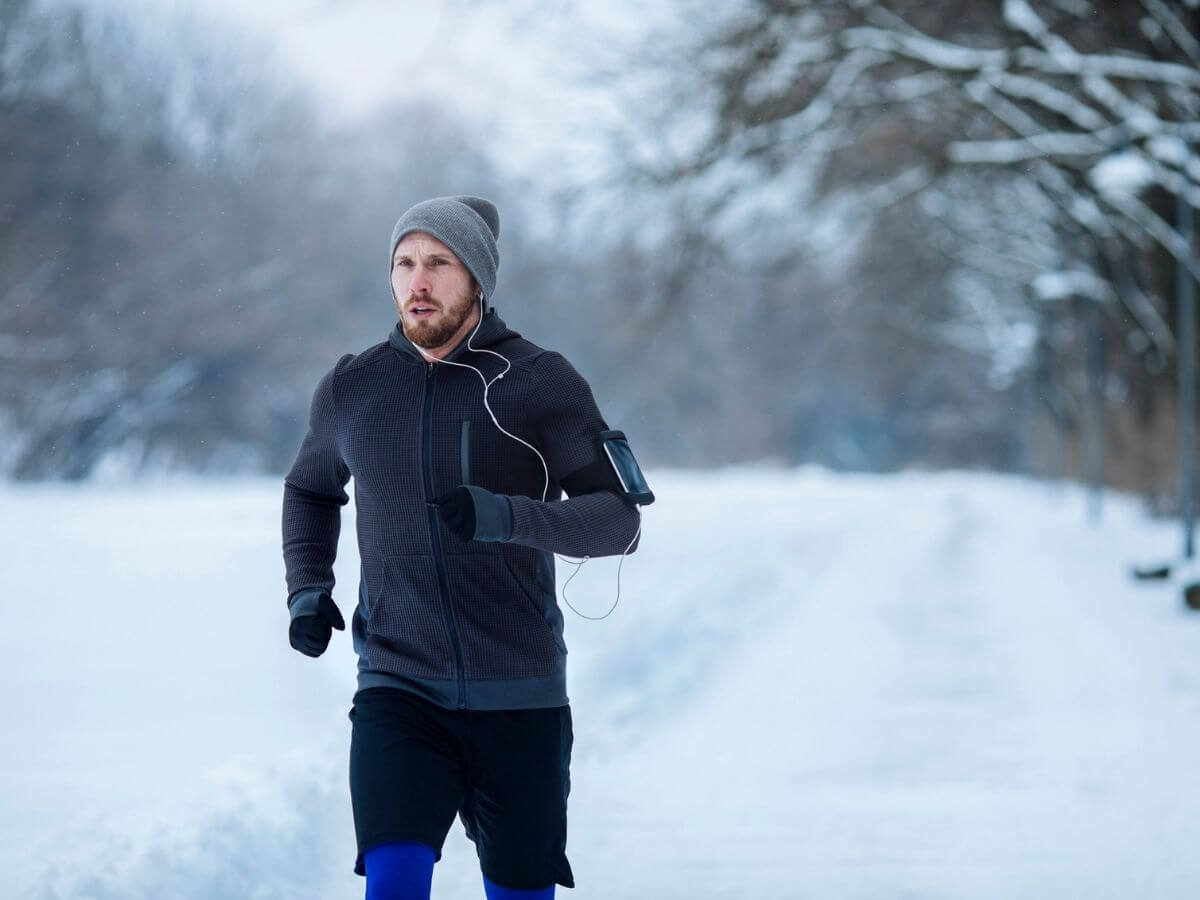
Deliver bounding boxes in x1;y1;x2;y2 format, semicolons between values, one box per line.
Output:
400;289;477;350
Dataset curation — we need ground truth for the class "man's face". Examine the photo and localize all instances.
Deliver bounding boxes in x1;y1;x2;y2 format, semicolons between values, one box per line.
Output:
391;231;480;355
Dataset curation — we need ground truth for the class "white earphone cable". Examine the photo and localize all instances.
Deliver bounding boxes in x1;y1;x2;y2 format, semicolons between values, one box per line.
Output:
415;294;637;619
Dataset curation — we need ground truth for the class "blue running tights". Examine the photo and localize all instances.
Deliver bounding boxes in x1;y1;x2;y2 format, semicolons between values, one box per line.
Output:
483;876;554;899
364;842;435;900
363;842;554;899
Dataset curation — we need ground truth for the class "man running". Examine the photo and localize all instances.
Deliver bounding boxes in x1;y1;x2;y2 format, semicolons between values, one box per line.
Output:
281;195;647;899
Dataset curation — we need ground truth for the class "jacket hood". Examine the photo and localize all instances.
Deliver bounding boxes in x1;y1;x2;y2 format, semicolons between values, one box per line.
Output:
388;308;521;364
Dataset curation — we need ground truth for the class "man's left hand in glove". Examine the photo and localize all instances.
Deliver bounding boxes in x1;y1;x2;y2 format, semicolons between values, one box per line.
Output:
431;485;514;542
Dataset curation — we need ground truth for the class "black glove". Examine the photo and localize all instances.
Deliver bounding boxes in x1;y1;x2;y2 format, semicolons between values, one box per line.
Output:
288;593;345;658
432;485;513;542
433;486;478;540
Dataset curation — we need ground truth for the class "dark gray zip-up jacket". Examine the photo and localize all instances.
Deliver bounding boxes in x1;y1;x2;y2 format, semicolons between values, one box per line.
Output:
282;309;641;710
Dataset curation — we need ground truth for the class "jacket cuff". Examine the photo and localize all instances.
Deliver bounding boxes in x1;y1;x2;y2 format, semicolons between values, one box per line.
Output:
287;588;327;620
464;485;513;541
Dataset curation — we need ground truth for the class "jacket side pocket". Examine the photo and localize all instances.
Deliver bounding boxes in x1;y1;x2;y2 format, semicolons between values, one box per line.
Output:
363;554;456;679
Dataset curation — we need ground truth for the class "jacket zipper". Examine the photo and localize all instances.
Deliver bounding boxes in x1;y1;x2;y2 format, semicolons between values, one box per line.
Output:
423;361;467;708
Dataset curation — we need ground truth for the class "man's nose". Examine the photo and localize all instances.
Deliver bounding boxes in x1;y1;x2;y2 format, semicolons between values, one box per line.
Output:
409;264;432;293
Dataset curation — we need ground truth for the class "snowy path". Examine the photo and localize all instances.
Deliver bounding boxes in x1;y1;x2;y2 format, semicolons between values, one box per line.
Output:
571;474;1200;898
2;470;1199;898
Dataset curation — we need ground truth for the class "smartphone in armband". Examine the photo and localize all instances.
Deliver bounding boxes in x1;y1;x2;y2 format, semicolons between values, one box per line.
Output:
599;430;655;506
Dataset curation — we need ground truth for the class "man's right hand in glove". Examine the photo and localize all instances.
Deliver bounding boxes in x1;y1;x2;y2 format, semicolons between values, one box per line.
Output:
287;591;346;658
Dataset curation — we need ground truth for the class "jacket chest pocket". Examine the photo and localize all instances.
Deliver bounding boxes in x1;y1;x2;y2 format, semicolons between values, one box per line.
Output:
460;419;471;485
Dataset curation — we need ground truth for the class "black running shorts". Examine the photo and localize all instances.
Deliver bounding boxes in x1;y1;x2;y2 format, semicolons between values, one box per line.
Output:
348;686;575;890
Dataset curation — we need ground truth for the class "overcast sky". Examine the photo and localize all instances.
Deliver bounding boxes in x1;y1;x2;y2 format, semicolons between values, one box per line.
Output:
212;0;563;125
100;0;672;184
63;0;696;247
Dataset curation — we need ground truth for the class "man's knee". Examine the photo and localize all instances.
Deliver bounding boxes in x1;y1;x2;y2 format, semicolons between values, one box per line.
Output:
364;841;436;900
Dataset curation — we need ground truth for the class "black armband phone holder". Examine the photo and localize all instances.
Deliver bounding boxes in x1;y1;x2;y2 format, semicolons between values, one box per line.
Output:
598;429;654;506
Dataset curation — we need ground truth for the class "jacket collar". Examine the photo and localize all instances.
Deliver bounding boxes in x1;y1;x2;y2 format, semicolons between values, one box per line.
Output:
388;307;514;364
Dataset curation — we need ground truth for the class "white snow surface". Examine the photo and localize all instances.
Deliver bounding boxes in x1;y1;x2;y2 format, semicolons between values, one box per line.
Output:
4;467;1200;898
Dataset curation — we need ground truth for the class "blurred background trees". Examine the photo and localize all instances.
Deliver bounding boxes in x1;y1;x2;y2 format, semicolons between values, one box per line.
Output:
583;0;1199;501
1;0;1197;511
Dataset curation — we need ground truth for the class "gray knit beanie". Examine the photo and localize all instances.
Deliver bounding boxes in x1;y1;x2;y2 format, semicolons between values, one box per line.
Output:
390;195;500;305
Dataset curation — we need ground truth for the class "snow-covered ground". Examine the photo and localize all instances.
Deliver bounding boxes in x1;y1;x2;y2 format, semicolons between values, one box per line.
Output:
3;467;1200;899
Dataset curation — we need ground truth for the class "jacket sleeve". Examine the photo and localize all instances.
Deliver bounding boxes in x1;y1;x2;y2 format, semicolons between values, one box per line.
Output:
504;351;642;558
282;356;352;613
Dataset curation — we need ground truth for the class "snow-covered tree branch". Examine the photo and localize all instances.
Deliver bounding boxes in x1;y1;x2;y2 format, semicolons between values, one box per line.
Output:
601;0;1198;494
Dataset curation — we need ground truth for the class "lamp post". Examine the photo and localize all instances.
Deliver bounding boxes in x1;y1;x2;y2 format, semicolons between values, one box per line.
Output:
1078;290;1105;525
1179;169;1196;560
